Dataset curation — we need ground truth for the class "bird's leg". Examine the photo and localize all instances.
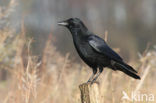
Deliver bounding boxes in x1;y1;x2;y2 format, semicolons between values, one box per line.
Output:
91;67;103;84
87;68;97;83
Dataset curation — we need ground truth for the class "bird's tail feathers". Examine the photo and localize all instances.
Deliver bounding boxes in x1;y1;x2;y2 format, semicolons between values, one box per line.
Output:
119;62;137;73
114;62;140;79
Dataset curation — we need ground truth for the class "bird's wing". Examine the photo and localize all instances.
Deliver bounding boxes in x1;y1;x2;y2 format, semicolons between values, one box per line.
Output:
88;35;123;61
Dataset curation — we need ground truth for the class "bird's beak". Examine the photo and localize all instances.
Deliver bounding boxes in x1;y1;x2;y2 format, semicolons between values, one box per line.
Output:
58;21;68;26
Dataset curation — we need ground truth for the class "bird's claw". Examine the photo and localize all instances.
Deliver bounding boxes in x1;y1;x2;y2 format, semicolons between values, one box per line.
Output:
86;80;99;85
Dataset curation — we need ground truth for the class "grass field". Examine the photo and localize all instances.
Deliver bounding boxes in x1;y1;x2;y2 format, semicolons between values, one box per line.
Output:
0;26;156;103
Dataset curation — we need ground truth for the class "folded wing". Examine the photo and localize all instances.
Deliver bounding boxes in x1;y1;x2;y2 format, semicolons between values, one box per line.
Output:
88;35;123;62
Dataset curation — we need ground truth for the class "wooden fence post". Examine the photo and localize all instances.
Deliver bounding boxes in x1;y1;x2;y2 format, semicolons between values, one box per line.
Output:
79;83;100;103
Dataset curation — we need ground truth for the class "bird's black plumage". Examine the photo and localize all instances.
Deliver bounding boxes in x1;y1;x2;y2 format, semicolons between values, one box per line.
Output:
58;18;140;83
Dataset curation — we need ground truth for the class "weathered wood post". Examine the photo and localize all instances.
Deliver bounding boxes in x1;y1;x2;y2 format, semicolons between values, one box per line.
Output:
79;83;101;103
79;83;90;103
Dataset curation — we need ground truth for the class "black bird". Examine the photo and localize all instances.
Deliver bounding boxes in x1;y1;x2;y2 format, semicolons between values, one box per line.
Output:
58;18;140;84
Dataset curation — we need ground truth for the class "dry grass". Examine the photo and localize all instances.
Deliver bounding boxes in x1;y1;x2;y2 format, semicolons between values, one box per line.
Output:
0;1;156;103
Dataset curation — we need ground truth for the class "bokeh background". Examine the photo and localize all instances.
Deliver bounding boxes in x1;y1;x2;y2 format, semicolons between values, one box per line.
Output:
0;0;156;103
1;0;156;60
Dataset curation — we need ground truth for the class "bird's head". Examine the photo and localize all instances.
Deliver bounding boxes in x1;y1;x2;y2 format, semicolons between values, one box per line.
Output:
58;18;88;32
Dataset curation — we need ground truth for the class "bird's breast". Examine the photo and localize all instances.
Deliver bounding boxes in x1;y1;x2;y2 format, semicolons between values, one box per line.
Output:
73;38;110;67
73;39;97;64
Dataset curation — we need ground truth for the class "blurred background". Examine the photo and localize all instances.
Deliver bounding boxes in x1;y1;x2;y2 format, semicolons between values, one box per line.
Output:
0;0;156;103
1;0;156;61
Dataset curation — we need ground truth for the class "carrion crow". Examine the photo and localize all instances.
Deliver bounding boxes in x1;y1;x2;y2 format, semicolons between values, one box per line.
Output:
58;18;140;84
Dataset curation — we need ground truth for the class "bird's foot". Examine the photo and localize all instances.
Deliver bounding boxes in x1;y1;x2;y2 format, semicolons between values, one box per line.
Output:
91;81;99;85
87;80;91;83
86;80;99;85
